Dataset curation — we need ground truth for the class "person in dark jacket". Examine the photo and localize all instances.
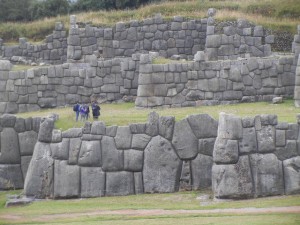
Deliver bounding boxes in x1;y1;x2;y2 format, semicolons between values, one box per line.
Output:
73;102;80;122
91;102;100;120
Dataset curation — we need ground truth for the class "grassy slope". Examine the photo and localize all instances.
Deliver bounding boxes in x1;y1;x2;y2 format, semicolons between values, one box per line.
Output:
17;100;300;131
0;190;299;224
0;0;299;42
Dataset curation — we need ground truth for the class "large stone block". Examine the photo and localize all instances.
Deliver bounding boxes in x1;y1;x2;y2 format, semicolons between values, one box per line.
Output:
78;140;101;167
239;127;257;154
187;114;218;138
283;156;300;194
213;138;239;164
250;153;284;197
50;139;69;160
198;138;216;156
144;136;181;193
106;171;135;196
68;138;81;165
212;155;254;199
24;142;54;198
145;112;159;136
0;128;20;164
257;125;275;153
18;131;38;156
0;164;23;190
124;149;143;172
81;167;105;198
91;121;106;135
115;126;132;149
275;140;298;161
134;172;144;194
0;114;16;127
191;154;213;190
21;156;32;181
172;118;198;160
54;160;80;199
101;136;123;171
158;116;175;140
38;118;54;143
218;113;243;140
131;134;151;150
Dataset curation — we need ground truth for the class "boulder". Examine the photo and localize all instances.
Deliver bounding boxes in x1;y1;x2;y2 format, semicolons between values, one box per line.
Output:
50;139;69;160
78;140;101;167
187;114;218;138
191;154;213;190
0;164;23;190
101;136;124;171
239;127;257;154
91;121;106;135
213;138;239;164
218;113;243;140
172;118;198;160
257;125;275;153
81;167;105;198
24;142;54;198
106;171;135;196
212;155;254;199
68;138;81;165
283;156;300;194
144;136;181;193
0;128;20;164
115;126;132;149
250;153;284;197
18;131;38;156
131;134;151;149
158;116;175;140
53;160;80;199
38;118;54;143
124;149;144;172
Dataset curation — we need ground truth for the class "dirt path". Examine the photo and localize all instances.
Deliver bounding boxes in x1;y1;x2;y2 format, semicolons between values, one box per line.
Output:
2;206;300;222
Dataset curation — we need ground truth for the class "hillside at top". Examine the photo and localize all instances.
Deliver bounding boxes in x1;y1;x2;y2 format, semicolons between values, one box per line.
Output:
0;0;299;43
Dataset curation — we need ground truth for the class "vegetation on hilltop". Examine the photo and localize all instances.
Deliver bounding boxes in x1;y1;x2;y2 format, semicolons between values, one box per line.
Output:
0;0;299;43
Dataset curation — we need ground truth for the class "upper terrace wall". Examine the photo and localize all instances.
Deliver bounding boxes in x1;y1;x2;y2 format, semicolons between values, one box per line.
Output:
135;53;295;108
0;22;67;65
67;14;208;62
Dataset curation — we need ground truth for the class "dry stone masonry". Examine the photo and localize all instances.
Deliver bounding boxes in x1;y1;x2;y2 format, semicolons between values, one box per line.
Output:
0;22;67;65
0;114;40;190
212;113;300;199
23;112;218;198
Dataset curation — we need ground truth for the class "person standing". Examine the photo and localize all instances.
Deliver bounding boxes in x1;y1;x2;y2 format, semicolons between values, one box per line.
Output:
92;102;100;120
73;102;80;122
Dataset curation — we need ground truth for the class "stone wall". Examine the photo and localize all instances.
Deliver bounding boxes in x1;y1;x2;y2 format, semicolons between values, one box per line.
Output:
212;113;300;199
135;53;295;108
206;19;274;61
0;56;140;114
0;114;40;190
0;22;67;65
23;112;218;198
67;14;207;62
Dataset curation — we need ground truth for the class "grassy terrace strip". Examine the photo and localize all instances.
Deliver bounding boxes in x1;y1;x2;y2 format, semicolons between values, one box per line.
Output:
0;0;300;42
0;190;300;225
16;100;300;131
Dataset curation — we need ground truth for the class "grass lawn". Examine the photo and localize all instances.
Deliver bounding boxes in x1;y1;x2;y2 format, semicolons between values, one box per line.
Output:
17;100;300;131
0;190;299;225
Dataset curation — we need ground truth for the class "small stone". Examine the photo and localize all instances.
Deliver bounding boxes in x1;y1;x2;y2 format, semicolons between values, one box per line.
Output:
272;97;283;104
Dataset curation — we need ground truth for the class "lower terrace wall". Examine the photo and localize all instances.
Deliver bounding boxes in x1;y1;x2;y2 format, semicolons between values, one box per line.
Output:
213;113;300;199
0;114;40;190
135;53;296;108
24;112;218;198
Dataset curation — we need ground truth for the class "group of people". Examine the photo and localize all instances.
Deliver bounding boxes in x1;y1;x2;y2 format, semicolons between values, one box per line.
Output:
73;101;101;121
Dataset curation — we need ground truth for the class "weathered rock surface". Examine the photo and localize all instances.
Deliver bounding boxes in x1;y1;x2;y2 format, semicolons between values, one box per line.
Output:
144;136;181;193
81;167;105;197
191;154;213;189
0;164;23;190
283;156;300;195
24;142;54;198
0;128;20;164
106;171;135;196
212;156;253;199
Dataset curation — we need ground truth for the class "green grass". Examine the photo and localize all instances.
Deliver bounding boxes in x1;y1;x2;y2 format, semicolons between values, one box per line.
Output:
16;100;300;131
0;190;299;225
0;0;299;42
